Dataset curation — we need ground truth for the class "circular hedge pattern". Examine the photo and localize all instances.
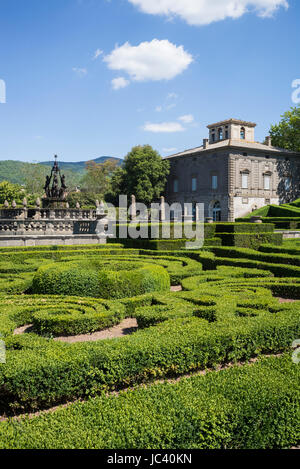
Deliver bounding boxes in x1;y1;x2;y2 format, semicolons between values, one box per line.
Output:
0;243;300;418
32;259;170;299
31;297;125;336
5;296;125;337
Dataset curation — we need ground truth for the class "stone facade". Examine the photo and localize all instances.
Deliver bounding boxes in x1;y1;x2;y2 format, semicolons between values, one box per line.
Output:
165;119;300;221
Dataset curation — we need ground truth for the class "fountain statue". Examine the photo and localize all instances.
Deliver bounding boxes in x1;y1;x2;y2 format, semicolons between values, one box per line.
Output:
0;155;109;247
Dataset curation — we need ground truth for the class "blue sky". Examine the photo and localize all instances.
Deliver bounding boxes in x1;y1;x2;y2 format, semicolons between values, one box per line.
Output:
0;0;299;162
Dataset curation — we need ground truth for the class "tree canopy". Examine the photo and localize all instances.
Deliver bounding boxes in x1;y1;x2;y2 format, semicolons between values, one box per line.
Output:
80;159;118;195
269;106;300;152
23;164;49;195
109;145;170;205
0;181;25;205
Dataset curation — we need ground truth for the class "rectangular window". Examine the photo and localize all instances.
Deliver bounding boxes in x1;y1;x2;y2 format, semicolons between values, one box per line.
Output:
264;175;270;190
212;175;218;190
173;179;179;193
192;177;197;191
242;173;248;189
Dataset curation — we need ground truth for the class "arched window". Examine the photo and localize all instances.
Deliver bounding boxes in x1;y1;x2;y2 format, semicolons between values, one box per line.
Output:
212;201;221;222
240;127;246;140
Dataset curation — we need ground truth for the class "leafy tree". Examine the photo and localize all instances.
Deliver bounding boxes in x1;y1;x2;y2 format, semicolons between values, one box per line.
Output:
109;145;170;205
80;160;118;196
64;171;82;192
0;181;24;205
67;191;103;209
107;167;126;204
23;164;49;195
269;106;300;151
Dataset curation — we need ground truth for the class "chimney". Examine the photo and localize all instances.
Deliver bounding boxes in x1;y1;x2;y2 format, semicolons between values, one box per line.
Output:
265;136;272;147
203;138;209;149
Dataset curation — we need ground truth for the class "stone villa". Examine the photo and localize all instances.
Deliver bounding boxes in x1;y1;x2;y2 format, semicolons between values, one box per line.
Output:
165;119;300;221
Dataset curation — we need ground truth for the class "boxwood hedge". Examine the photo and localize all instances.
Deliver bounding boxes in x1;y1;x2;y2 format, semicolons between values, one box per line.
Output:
1;264;300;412
0;355;298;449
32;259;170;299
0;242;299;449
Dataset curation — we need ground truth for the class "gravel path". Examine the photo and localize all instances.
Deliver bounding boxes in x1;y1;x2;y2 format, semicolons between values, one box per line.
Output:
54;318;138;343
278;298;297;303
13;318;138;343
170;285;182;292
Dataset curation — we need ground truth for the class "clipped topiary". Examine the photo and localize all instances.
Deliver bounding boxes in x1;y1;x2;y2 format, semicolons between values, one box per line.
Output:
32;259;170;299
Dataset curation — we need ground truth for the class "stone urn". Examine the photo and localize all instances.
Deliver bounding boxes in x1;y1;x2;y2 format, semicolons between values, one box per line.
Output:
250;216;262;224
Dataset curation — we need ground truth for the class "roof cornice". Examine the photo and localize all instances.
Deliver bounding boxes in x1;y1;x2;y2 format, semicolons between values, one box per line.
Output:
165;140;300;159
207;118;257;129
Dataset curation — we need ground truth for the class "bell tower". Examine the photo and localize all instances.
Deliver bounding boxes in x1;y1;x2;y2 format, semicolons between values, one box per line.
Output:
207;119;257;144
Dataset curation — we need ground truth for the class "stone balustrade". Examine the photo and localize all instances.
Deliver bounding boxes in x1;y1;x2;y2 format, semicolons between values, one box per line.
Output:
0;208;97;221
0;206;106;238
0;219;75;235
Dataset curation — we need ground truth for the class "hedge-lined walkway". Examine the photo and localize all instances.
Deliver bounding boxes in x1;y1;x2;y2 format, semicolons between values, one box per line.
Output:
0;243;299;448
0;354;299;449
0;352;284;422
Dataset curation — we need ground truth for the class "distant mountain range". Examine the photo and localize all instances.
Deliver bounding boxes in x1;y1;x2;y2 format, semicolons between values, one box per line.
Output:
0;156;122;185
39;156;122;173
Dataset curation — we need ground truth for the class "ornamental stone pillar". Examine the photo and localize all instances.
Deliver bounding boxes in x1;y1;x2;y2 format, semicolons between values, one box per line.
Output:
160;196;166;222
130;195;136;221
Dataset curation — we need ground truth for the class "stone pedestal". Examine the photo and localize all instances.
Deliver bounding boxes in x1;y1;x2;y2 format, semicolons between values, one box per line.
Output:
95;217;109;238
250;216;262;223
160;196;166;222
130;195;136;221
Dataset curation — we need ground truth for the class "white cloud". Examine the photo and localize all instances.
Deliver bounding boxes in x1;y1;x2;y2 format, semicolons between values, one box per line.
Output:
72;67;87;77
178;114;194;124
156;102;176;112
143;121;185;133
111;77;130;90
93;49;103;60
103;39;193;83
167;92;178;99
155;92;179;112
128;0;288;26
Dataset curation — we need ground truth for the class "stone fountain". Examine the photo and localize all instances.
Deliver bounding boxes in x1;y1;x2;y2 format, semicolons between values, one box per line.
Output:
0;156;109;247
